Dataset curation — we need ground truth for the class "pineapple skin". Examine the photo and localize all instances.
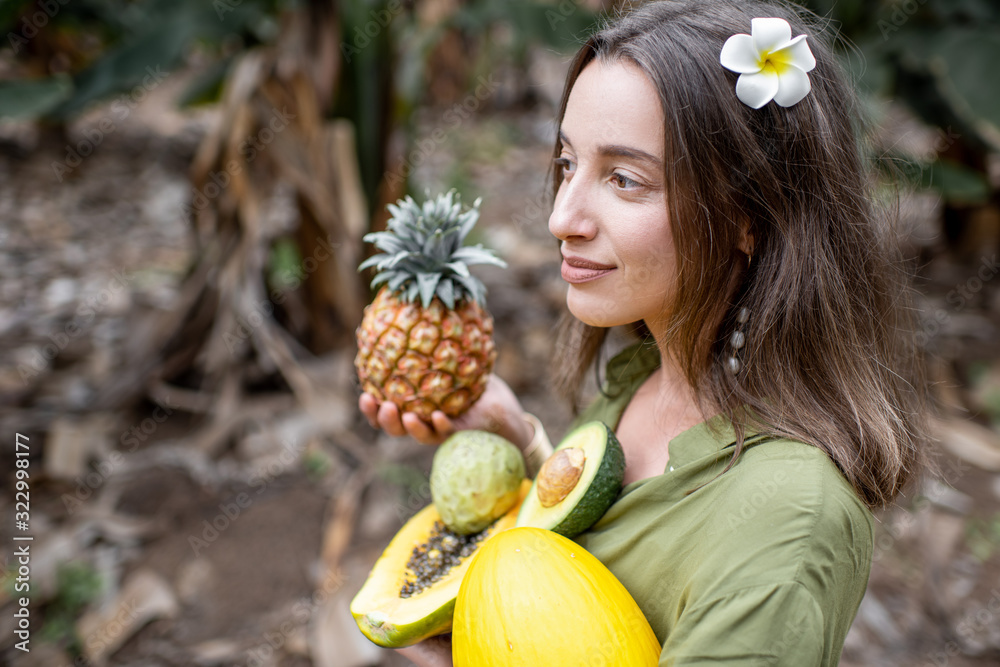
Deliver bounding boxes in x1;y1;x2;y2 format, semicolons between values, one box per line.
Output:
355;287;497;420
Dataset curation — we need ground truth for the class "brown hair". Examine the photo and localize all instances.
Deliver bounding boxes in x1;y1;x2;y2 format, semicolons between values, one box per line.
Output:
550;0;928;509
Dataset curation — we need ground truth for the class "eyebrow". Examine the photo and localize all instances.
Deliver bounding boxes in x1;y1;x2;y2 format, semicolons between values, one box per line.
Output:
559;129;662;167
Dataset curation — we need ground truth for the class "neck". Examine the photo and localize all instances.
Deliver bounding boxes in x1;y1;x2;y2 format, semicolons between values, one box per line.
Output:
646;334;704;426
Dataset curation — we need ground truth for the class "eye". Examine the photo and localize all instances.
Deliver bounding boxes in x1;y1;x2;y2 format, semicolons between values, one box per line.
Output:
612;171;642;190
554;156;576;177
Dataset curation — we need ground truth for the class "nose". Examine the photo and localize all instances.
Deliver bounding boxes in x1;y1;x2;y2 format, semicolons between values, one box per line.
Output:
548;172;598;242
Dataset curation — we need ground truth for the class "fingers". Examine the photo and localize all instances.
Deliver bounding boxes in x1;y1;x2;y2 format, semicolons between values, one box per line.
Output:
400;412;432;440
358;393;378;428
402;412;443;445
431;411;456;439
361;394;450;445
376;400;407;437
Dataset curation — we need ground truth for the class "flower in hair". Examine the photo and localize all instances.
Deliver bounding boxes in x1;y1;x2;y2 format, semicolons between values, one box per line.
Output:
719;17;816;109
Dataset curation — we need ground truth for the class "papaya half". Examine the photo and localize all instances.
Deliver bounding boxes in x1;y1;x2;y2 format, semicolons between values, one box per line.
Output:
350;478;531;648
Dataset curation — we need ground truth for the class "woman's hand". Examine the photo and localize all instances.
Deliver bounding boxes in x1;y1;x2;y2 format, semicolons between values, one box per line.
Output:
359;375;533;451
394;634;453;666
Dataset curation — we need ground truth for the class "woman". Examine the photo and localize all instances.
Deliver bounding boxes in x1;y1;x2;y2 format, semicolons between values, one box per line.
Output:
361;0;927;664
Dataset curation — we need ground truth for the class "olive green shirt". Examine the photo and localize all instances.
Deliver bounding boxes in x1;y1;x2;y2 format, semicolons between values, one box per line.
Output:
571;341;873;666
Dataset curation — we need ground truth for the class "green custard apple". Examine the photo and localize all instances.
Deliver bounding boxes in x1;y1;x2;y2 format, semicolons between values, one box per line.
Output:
430;431;526;535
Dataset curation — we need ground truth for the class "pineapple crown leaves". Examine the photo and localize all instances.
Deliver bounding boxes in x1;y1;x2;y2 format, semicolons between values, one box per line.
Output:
359;189;507;309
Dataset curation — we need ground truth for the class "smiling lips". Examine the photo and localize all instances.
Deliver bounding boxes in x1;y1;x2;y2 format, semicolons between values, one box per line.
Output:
561;255;617;283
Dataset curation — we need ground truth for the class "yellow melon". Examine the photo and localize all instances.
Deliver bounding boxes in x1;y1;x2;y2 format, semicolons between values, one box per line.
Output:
453;526;660;666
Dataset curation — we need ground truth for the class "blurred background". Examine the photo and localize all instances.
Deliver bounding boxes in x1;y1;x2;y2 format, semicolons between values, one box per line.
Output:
0;0;999;665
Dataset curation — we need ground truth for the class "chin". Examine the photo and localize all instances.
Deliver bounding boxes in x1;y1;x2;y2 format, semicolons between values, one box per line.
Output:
566;290;631;329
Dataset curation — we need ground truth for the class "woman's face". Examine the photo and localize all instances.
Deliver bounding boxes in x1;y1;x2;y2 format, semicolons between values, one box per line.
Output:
549;58;674;331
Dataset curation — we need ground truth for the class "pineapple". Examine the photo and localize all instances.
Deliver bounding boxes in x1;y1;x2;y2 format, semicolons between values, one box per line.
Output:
355;190;507;421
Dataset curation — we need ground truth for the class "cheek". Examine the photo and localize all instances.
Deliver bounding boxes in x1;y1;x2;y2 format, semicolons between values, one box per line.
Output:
619;227;675;287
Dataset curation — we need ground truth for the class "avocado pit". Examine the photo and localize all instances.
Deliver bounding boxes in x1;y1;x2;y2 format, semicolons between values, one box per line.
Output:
537;447;586;507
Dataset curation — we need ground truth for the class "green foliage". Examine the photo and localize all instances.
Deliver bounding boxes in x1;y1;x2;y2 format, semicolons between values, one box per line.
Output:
0;0;292;121
979;390;1000;425
796;0;1000;203
174;55;234;108
376;461;429;499
2;0;604;231
302;448;333;480
454;0;601;56
889;154;991;206
965;513;1000;562
267;237;305;291
0;75;73;119
967;360;1000;424
365;0;601;205
1;564;18;600
38;561;102;650
918;159;991;205
335;0;396;203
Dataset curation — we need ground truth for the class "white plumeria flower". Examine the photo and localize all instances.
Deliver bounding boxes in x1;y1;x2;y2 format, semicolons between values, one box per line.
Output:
719;17;817;109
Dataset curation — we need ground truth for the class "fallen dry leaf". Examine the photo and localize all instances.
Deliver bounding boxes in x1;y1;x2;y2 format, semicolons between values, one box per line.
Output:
76;568;180;665
44;414;114;480
932;416;1000;472
189;638;245;665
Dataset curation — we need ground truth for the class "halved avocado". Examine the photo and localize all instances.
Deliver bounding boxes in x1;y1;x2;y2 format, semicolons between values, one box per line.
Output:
515;421;625;538
350;478;531;648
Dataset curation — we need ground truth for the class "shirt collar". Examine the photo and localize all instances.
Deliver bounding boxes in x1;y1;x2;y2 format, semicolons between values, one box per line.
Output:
667;412;764;469
603;338;661;395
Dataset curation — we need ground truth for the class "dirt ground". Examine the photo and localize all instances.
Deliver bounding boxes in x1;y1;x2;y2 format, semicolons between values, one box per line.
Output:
1;65;1000;667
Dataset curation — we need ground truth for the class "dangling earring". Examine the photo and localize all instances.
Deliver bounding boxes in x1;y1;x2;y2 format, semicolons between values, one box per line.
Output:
727;251;753;374
727;306;749;374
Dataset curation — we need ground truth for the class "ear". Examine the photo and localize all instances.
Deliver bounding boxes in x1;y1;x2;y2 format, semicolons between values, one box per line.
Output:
737;220;755;259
